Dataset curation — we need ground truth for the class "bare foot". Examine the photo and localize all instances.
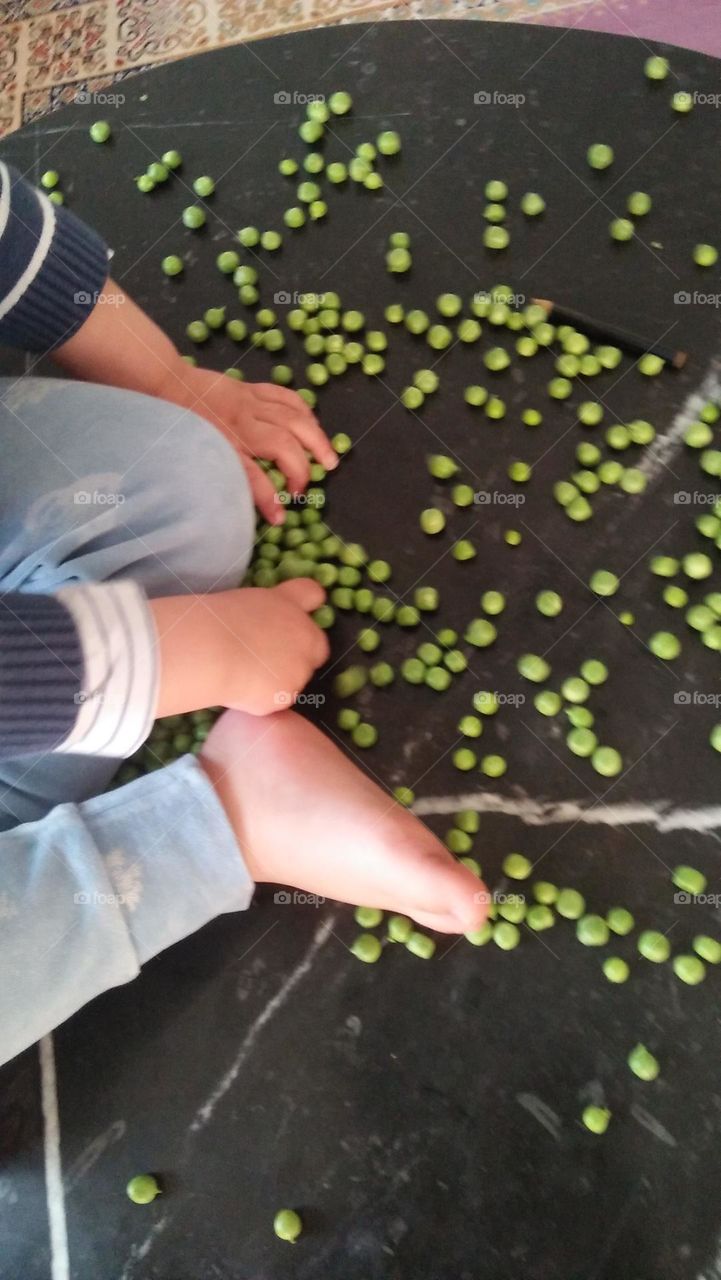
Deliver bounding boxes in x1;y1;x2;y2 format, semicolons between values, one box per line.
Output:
199;709;487;934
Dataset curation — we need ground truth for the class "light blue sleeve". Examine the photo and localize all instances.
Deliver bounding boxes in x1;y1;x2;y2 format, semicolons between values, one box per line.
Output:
0;755;254;1066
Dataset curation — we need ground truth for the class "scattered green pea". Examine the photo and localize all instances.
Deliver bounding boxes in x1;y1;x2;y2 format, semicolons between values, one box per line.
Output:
607;907;634;935
90;120;111;143
126;1174;160;1204
587;143;613;170
603;957;630;983
582;1106;611;1134
556;889;585;920
406;931;436;959
672;954;706;985
503;852;532;880
576;914;610;947
638;930;670;963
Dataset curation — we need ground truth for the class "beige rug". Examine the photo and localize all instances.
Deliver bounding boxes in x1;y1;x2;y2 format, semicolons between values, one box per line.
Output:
0;0;599;138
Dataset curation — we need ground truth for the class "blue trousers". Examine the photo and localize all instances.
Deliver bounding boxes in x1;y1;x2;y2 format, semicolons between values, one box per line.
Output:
0;377;256;1066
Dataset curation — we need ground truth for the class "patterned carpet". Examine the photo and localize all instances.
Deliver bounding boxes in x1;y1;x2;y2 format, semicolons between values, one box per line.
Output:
0;0;718;139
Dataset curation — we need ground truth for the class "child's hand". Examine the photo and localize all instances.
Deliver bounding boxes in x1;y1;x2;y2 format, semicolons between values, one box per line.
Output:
160;363;339;522
150;579;330;718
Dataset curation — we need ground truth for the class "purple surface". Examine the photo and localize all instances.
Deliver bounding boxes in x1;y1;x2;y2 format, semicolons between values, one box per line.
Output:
530;0;721;58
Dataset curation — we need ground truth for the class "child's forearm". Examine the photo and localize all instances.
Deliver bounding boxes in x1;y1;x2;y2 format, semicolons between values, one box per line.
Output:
52;278;187;399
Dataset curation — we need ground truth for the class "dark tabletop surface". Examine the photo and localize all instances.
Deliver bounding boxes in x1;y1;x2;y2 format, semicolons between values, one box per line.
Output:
2;18;721;1280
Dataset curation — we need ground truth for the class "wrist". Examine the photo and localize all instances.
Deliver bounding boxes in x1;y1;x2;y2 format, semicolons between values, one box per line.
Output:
149;594;231;717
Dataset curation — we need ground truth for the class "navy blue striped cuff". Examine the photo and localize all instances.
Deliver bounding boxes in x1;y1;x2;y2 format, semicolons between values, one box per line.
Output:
0;593;83;757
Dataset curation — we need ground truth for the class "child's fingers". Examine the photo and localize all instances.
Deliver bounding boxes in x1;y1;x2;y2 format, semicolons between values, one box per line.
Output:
252;385;338;470
256;423;310;496
241;456;284;525
274;578;326;614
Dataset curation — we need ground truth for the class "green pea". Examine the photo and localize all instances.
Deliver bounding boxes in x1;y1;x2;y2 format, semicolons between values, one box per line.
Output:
503;852;532;880
484;202;506;224
126;1174;161;1204
607;907;634;935
352;723;378;749
556;888;585;920
186;320;209;343
481;591;505;615
337;708;360;731
587;143;613;170
524;904;553;932
672;864;706;895
534;690;561;717
465;619;497;648
481;754;507;777
406;931;436;959
645;54;669;79
493;921;520;950
237;226;259;246
486;396;506;419
694;243;718;267
353;906;383;931
41;169;60;189
579;659;607;686
693;935;721;964
592;745;623;777
260;230;282;251
672;954;706;985
328;90;352;115
484;346;511;373
401;386;424;410
484;225;510;250
683;552;713;580
333;666;366;698
161;254;183;276
536;590;563;617
561;677;590;704
576;914;610;947
425;666;452;692
466;922;494;946
473;691;499;716
548;377;572;400
627;191;652;216
533;881;558;905
620;468;647;495
370;662;394;688
387;247;412;273
567;727;597;758
465;385;488;407
521;191;546;216
517;336;538;358
455;809;480;834
582;1106;611;1134
485;180;508;201
396;605;420;628
638;930;670;963
638;353;665;376
610;218;634;242
193;175;215;197
603;957;630;983
517;653;550;683
597;461;623;485
577;401;603;426
508;461;532;483
618;610;634;626
427;453;458;480
522;408;542;427
567;706;594;729
47;190;65;204
453;748;477;771
627;1043;659;1081
505;529;522;546
458;714;483;738
453;540;476;562
648;631;681;659
589;569;619;596
606;424;631;450
393;786;414;807
387;914;413;943
90;120;111;143
446;828;472;856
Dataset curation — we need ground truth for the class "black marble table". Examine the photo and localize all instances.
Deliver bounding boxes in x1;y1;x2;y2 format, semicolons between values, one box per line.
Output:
2;19;721;1280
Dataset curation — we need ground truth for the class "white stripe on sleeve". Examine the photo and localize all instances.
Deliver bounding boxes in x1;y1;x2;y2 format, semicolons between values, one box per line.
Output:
55;582;158;758
0;180;56;323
